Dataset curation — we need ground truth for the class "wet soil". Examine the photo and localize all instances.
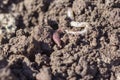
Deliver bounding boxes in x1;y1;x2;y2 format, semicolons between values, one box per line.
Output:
0;0;120;80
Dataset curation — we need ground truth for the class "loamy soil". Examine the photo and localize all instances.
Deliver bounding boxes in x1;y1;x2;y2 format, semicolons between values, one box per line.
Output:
0;0;120;80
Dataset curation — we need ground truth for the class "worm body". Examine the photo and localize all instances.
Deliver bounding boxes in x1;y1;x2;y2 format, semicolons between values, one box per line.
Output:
52;30;61;47
65;22;90;35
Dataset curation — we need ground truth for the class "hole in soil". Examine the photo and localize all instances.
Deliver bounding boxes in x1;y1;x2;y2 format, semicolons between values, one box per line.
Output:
9;0;24;4
48;20;58;30
32;11;39;19
90;5;96;11
0;58;8;68
69;0;75;7
102;0;105;4
25;32;30;37
1;27;6;31
1;38;9;44
41;51;52;57
104;31;110;43
41;0;53;12
81;9;85;14
112;3;120;8
0;7;9;13
30;62;39;70
111;58;120;66
17;15;25;29
28;54;35;62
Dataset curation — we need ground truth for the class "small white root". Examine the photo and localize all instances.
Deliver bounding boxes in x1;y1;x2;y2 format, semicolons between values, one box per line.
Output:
65;22;90;35
67;8;74;20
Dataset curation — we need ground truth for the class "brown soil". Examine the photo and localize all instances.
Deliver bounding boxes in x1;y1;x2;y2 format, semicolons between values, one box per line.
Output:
0;0;120;80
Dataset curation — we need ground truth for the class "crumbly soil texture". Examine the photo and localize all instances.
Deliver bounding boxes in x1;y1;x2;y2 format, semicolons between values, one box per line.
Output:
0;0;120;80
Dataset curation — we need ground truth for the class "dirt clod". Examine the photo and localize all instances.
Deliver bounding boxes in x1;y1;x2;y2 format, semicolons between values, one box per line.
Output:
36;66;52;80
0;0;119;80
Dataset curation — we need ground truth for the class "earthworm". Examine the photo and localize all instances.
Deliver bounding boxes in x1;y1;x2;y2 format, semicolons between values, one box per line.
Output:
65;21;90;35
52;29;62;47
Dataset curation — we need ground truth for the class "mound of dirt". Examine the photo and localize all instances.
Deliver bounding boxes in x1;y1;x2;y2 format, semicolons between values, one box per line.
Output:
0;0;119;80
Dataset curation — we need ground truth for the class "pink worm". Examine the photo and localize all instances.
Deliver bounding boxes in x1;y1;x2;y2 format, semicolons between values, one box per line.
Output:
52;29;61;47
